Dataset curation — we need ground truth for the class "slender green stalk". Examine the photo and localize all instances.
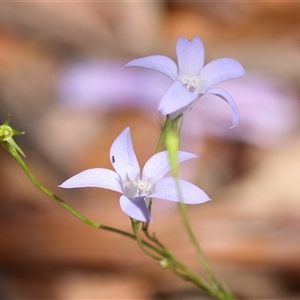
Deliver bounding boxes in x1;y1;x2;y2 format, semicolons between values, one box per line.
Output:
143;116;181;237
163;117;236;300
2;144;138;237
175;179;231;298
131;219;162;260
2;142;171;257
132;220;218;297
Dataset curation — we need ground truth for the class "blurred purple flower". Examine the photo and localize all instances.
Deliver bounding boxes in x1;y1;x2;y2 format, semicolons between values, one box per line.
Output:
124;36;245;127
59;127;210;222
57;60;172;111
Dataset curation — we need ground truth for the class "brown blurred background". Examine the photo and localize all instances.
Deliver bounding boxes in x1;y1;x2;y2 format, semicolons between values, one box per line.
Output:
1;2;300;299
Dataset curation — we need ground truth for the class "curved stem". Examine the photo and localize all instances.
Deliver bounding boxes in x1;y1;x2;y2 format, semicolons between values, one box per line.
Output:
163;117;235;299
2;144;138;237
131;220;162;260
3;142;171;258
177;185;222;291
144;116;180;237
132;220;218;297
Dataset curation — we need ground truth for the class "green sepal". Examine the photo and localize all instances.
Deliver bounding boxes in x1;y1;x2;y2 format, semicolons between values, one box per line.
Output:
0;116;25;156
131;218;141;235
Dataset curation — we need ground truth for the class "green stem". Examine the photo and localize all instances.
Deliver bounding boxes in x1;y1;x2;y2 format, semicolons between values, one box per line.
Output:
3;142;173;259
143;116;180;237
1;144;141;239
176;182;225;294
132;221;218;297
162;117;235;299
131;220;162;260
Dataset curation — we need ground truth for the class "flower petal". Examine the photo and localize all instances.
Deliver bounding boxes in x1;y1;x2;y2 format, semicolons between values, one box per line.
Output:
176;37;205;77
59;168;122;193
150;177;210;204
119;196;151;222
157;80;198;116
206;87;240;128
110;127;140;182
123;55;178;81
168;101;195;120
142;151;197;183
198;58;245;93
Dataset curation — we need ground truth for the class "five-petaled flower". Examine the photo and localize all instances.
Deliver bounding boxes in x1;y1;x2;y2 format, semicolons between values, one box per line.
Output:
124;36;245;127
59;127;210;222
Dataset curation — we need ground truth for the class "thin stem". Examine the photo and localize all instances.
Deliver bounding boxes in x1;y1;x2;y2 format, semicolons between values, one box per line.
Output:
131;220;163;260
144;116;178;237
176;183;222;291
162;117;235;299
132;220;217;297
143;119;170;236
142;225;165;249
2;144;137;237
3;142;170;258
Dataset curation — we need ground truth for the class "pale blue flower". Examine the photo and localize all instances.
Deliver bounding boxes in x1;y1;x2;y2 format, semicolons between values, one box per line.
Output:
124;36;245;127
59;127;210;222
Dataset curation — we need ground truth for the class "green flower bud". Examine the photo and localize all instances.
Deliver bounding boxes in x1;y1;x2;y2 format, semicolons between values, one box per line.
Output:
0;116;25;156
158;258;169;268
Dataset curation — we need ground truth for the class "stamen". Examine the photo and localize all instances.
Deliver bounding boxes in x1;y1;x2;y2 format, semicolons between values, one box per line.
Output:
126;180;137;189
146;178;153;192
180;75;199;93
124;178;153;198
138;181;147;191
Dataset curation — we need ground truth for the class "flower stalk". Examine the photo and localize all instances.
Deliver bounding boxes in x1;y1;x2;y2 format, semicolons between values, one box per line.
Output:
159;116;236;300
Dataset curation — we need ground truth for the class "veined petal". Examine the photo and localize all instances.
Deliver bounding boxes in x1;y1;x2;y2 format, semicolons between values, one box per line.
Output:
123;55;178;81
150;177;210;204
142;151;197;183
158;81;198;116
198;58;245;93
110;127;140;182
119;196;151;222
177;37;205;78
206;87;240;128
59;168;122;193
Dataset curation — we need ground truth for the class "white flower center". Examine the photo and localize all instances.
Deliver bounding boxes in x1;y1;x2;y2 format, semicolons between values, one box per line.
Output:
124;176;153;199
180;75;200;93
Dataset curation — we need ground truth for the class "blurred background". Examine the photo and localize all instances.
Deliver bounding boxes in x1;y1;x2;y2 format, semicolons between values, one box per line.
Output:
1;1;300;299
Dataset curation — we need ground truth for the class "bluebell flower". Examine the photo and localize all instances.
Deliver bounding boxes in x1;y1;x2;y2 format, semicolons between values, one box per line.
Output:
124;37;245;127
59;127;210;222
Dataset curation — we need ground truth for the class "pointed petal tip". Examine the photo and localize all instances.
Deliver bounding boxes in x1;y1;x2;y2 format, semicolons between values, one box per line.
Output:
229;120;239;129
122;126;130;134
58;181;72;189
229;110;240;128
123;61;135;69
151;178;211;205
122;55;178;81
230;112;240;128
206;87;240;129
